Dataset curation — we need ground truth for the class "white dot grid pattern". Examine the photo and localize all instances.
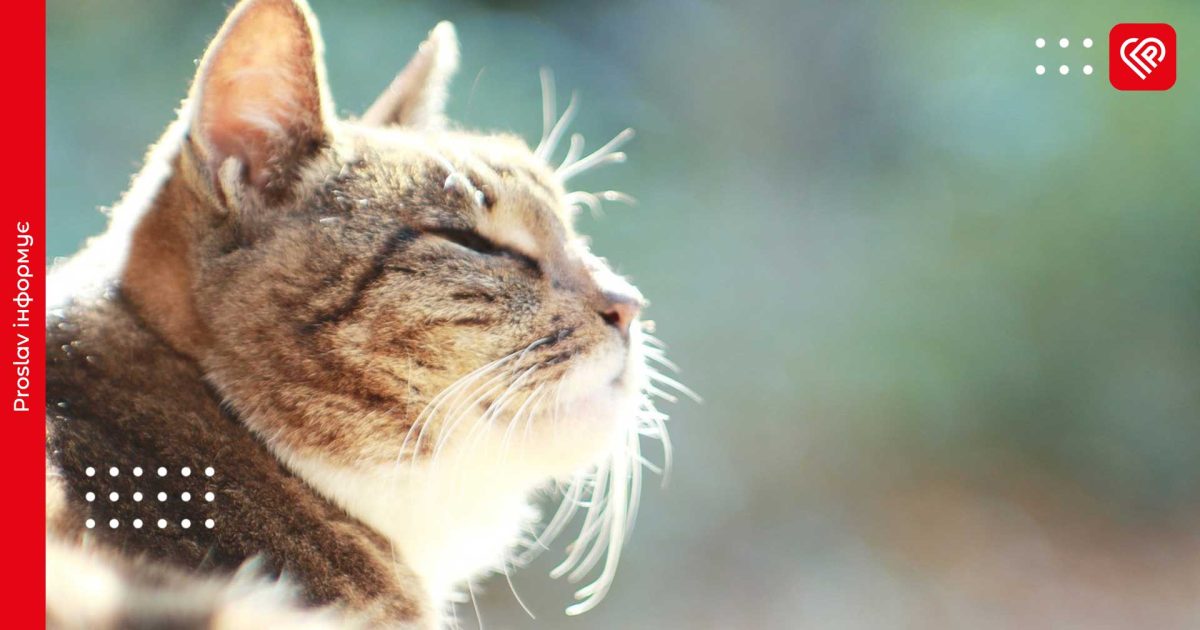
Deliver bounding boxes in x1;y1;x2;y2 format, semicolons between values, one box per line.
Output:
1034;35;1096;77
83;465;219;532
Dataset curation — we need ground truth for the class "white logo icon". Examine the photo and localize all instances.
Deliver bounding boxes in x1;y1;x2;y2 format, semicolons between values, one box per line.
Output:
1120;37;1167;80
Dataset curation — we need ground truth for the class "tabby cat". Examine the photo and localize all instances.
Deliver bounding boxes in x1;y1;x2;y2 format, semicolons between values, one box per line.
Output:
45;0;686;627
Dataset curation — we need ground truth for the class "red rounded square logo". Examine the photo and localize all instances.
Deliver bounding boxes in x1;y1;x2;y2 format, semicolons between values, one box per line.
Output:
1110;23;1176;91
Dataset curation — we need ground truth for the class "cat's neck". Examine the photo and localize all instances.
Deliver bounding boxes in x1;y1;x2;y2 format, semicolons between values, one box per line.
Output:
280;445;545;607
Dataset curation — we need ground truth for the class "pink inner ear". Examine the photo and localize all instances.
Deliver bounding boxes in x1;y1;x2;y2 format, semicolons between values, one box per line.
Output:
194;0;324;189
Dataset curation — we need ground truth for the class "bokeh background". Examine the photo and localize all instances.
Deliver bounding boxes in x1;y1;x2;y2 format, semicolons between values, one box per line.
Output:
47;1;1200;628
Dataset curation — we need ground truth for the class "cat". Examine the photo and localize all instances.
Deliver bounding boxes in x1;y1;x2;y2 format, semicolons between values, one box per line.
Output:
45;0;687;627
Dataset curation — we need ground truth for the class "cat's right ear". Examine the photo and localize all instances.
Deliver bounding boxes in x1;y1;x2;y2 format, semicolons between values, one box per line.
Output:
186;0;333;204
361;22;459;129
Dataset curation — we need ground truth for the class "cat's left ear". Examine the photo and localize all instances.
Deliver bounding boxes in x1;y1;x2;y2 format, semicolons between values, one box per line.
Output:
188;0;333;200
361;22;459;128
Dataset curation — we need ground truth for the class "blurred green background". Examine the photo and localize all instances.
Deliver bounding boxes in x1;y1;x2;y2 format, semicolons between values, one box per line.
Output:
48;1;1200;627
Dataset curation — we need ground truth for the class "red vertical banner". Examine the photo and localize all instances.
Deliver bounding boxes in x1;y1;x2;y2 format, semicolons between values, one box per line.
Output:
3;0;46;623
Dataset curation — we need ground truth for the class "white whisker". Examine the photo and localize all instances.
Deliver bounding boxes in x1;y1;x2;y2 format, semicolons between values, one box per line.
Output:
598;190;636;205
557;128;634;181
501;558;536;621
467;580;484;630
536;68;556;157
648;371;702;403
551;459;609;580
536;91;579;162
499;384;546;455
564;191;604;218
645;384;678;404
562;133;585;169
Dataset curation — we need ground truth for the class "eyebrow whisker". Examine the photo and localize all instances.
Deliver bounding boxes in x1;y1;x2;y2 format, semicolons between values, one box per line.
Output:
557;128;634;182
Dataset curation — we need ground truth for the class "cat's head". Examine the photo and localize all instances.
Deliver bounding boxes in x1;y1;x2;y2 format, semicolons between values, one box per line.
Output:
120;1;679;604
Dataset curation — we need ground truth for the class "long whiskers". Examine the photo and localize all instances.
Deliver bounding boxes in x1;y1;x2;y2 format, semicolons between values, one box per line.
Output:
535;69;637;220
503;321;689;616
395;337;550;482
532;68;692;619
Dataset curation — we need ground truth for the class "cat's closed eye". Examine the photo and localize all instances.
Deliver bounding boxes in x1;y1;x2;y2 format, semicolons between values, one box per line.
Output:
427;227;540;272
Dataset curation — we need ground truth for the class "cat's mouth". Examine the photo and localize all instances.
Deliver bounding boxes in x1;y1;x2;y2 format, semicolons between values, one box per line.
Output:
610;330;645;389
563;329;646;411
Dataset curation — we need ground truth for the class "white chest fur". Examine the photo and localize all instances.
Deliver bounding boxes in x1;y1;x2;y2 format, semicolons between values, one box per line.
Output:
281;447;546;607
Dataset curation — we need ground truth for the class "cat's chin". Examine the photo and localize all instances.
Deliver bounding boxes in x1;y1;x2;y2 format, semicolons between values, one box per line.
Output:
516;338;647;477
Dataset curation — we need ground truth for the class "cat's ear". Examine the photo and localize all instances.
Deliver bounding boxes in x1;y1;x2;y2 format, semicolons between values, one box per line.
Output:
361;22;459;128
187;0;333;199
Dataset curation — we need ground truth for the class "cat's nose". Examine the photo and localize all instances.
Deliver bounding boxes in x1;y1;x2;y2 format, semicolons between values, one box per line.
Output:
598;290;644;337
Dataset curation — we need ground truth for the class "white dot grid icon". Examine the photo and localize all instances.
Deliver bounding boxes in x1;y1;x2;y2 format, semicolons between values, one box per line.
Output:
1035;35;1096;77
84;464;219;533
